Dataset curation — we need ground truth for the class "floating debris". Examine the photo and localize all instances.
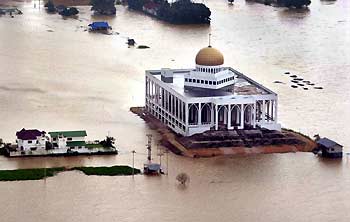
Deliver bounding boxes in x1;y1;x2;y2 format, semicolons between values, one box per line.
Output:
0;7;22;16
291;85;298;88
273;81;284;84
294;78;303;81
314;87;323;89
137;45;150;49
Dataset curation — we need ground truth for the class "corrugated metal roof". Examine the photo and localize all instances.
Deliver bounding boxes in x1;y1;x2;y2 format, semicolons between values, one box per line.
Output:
317;138;342;148
145;163;161;171
49;130;87;138
88;22;111;30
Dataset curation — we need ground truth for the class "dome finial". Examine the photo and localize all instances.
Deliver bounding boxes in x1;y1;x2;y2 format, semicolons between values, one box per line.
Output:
208;33;212;47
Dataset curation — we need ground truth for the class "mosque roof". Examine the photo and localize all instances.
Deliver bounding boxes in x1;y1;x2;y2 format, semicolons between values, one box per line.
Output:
195;46;224;66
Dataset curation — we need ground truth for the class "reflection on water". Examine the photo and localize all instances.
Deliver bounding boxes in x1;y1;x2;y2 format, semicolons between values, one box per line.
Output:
1;0;350;221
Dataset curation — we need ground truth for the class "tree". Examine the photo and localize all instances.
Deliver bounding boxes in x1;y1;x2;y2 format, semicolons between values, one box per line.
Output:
91;0;117;15
99;136;116;148
44;0;57;13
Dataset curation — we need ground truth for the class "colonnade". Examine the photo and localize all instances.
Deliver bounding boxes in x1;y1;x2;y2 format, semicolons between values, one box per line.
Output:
146;75;278;136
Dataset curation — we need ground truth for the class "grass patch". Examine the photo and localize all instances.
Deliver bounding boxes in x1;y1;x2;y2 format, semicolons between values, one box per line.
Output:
0;165;140;182
74;165;141;176
0;167;65;181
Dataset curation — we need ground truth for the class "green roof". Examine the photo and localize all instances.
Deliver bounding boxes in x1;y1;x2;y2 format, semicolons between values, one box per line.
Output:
48;130;87;138
66;141;86;147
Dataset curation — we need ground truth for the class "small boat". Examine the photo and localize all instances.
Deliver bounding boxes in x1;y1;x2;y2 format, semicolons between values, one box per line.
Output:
228;0;234;4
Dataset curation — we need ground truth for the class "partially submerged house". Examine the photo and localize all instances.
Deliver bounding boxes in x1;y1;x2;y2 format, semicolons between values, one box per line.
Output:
10;129;116;157
316;137;343;158
16;128;47;151
48;130;87;149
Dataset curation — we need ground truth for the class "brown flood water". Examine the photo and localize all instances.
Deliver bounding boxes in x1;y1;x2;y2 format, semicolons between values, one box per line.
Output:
1;0;350;221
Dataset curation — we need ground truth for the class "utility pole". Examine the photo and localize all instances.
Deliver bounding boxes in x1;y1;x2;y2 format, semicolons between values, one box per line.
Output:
132;150;136;177
146;134;152;163
157;143;164;173
44;162;46;183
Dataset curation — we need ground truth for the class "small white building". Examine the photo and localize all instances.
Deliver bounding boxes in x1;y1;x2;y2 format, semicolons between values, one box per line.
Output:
48;130;87;149
16;128;47;151
145;45;281;136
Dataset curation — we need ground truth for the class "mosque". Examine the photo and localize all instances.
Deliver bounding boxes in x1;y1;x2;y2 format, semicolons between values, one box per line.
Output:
145;44;281;137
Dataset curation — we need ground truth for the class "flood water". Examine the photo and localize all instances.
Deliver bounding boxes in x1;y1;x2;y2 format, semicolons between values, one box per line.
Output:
1;0;350;221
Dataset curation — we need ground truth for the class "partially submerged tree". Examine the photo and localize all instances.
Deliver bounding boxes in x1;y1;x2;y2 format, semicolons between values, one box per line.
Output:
99;136;116;148
277;0;311;8
44;0;56;13
176;172;190;185
59;7;79;16
91;0;117;15
158;0;211;24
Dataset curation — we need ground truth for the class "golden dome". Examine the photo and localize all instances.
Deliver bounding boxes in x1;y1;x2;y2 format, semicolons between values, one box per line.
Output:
195;46;224;66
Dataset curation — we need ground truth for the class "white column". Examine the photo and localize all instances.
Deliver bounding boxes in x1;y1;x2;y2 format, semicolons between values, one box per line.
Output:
170;94;173;115
267;100;270;122
240;104;244;129
223;106;227;125
253;103;256;128
177;98;180;119
157;85;160;105
262;100;266;123
181;101;184;123
185;103;188;135
228;105;231;129
211;104;214;126
198;103;201;125
215;105;218;130
271;100;274;121
166;91;169;112
145;77;148;110
274;99;278;123
236;106;240;125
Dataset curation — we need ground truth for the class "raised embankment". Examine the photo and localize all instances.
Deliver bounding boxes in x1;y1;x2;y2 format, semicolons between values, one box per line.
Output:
130;107;317;158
